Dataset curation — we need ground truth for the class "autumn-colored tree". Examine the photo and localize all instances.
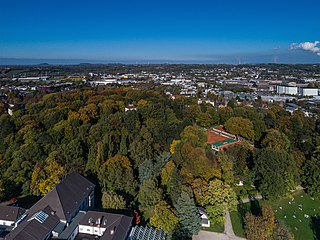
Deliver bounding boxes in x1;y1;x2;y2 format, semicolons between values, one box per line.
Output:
273;221;294;240
150;200;179;234
179;141;216;181
191;178;209;206
170;140;181;154
245;205;275;240
30;153;66;195
78;103;98;123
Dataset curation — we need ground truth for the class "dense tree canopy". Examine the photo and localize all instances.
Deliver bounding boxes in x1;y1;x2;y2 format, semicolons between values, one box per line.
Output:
0;86;319;238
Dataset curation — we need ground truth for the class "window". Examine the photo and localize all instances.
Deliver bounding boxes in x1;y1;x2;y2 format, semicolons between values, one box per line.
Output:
87;229;90;232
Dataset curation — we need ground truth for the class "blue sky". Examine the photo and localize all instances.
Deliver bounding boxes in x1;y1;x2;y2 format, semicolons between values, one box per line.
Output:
0;0;319;64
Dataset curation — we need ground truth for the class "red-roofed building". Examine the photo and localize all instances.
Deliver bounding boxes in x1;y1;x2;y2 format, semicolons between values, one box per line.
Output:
206;125;241;151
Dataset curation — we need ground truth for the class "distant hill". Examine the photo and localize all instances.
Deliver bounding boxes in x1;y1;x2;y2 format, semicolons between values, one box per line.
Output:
79;63;92;66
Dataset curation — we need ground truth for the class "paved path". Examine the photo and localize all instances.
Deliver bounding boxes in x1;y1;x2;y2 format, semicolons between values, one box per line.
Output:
193;210;246;240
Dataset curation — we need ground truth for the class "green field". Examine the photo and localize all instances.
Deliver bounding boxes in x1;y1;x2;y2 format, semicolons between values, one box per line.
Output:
230;210;246;237
230;191;320;240
265;192;320;240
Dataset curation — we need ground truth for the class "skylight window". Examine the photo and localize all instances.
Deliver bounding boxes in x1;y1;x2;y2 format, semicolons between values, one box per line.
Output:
29;211;49;223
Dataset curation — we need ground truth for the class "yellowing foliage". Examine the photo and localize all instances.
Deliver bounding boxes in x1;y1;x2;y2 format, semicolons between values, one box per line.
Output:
31;156;66;196
137;99;148;106
170;140;180;154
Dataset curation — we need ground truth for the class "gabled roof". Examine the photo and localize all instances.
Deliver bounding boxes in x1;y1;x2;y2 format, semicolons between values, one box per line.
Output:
26;172;95;222
5;206;60;240
79;211;133;240
0;206;26;222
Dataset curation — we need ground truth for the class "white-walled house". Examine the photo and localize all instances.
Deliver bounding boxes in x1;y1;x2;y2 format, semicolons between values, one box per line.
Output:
3;173;132;240
0;206;26;228
198;208;210;228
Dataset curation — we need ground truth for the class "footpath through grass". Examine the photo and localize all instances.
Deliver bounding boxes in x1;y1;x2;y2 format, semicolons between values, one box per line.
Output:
230;191;320;240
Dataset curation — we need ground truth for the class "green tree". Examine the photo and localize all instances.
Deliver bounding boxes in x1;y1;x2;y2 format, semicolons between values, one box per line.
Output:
137;179;163;220
202;179;237;224
101;191;126;209
150;200;179;234
217;152;235;184
180;125;207;148
302;156;320;197
253;148;298;199
98;155;137;196
261;129;291;151
174;191;201;237
224;117;255;140
60;138;86;173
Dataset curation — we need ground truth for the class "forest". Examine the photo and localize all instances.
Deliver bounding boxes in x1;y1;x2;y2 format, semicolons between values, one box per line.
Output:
0;87;320;239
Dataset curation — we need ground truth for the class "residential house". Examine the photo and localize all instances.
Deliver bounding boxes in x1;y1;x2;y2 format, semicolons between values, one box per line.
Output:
4;173;133;240
5;172;95;240
0;206;26;228
78;211;132;240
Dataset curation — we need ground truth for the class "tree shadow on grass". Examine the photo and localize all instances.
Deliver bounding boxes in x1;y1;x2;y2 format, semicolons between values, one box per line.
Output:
310;216;320;240
237;200;261;230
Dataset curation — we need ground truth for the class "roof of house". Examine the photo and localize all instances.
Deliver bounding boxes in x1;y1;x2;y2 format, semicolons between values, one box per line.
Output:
58;211;85;239
0;206;26;222
5;206;60;240
26;172;95;222
79;211;132;240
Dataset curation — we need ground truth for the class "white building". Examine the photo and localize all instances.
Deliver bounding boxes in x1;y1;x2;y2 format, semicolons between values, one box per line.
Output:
0;206;26;228
298;88;319;96
276;86;298;95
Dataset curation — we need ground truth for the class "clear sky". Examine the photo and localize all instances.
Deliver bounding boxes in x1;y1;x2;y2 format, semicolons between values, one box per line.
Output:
1;0;319;64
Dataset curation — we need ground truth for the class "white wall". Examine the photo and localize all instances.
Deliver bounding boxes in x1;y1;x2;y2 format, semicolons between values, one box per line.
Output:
0;220;15;226
79;225;106;237
277;86;298;95
301;88;318;96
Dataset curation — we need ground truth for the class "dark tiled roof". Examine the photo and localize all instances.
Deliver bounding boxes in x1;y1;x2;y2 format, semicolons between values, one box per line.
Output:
0;206;26;222
59;211;85;239
79;211;132;240
5;206;60;240
26;172;95;222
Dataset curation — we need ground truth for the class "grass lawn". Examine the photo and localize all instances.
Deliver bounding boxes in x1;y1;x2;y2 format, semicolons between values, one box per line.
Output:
264;191;320;240
202;221;224;233
230;211;246;237
230;191;320;240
